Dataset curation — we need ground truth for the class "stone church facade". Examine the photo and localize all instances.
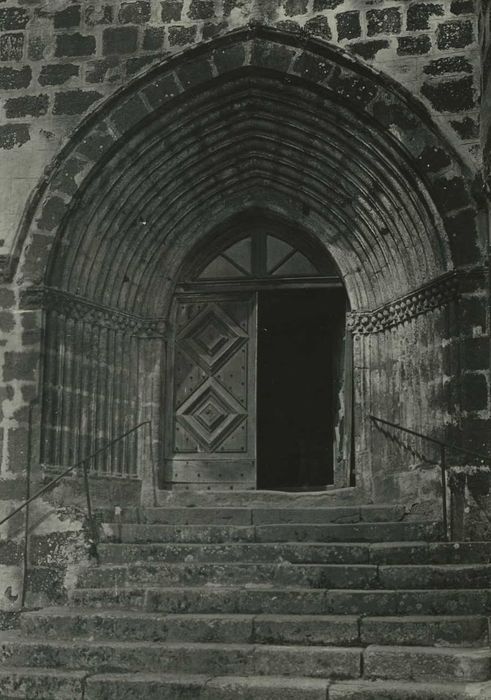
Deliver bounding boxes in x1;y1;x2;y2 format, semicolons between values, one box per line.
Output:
0;0;490;695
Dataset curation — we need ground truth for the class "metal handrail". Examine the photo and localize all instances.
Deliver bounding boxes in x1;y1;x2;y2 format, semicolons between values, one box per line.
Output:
1;419;155;605
370;415;491;541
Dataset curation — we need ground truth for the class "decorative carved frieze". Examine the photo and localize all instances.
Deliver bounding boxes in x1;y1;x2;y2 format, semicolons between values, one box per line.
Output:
21;286;167;338
347;273;460;335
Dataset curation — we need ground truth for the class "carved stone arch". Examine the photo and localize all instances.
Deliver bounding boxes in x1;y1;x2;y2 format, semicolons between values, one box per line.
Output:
14;26;488;502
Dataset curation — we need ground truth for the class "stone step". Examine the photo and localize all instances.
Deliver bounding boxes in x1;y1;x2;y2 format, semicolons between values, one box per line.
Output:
97;540;491;566
360;615;489;647
0;634;362;678
102;521;443;544
156;487;363;507
0;666;87;699
1;668;489;700
71;586;491;616
21;608;489;647
328;679;491;699
76;561;491;590
364;645;491;682
96;505;407;526
85;672;331;699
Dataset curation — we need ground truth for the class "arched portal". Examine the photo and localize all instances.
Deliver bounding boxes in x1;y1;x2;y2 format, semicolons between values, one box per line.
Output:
166;213;350;491
15;27;484;503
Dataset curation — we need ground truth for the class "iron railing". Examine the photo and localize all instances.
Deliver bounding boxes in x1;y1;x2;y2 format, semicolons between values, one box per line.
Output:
0;416;156;607
370;415;491;541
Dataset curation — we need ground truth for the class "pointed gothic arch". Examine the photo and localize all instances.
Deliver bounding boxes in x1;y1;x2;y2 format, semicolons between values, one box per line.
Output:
14;26;487;501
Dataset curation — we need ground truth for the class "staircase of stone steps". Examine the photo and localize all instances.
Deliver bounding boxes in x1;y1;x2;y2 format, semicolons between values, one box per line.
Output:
1;502;491;699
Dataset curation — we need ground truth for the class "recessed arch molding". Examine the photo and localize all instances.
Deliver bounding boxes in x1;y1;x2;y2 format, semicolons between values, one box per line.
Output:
13;25;488;500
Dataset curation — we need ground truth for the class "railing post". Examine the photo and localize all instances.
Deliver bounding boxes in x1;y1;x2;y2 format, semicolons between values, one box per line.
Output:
440;444;449;542
82;460;99;563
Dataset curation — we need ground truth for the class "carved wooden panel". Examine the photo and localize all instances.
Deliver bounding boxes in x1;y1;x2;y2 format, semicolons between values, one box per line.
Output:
166;294;256;487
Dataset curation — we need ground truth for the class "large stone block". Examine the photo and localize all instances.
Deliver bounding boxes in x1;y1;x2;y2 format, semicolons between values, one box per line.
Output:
305;15;331;39
336;12;361;41
54;5;81;29
0;34;24;62
2;351;39;382
103;27;138;55
407;3;444;31
349;40;389;60
0;66;31;90
168;24;197;46
421;75;475;112
53;89;103;115
38;63;79;86
367;7;402;36
4;95;49;119
0;124;29;150
161;0;184;22
437;20;474;49
119;1;151;24
55;33;96;58
188;0;215;20
0;7;29;31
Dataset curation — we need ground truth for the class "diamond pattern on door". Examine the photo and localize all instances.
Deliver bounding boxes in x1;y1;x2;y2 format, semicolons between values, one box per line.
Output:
178;304;247;374
176;378;246;452
168;295;256;485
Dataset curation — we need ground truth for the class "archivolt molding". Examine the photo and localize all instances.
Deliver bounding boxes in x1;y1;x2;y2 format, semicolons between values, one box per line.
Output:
21;286;167;338
347;272;465;335
11;25;480;309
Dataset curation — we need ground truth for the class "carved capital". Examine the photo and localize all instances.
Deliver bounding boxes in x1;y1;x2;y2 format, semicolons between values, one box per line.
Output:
21;286;167;338
347;273;460;335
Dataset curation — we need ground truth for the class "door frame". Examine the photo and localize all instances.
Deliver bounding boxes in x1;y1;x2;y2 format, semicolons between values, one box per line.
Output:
164;278;354;491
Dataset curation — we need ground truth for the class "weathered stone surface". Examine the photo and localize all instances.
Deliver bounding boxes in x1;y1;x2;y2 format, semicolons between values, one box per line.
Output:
119;1;151;24
188;0;215;19
0;123;29;150
336;12;361;41
462;374;489;412
2;351;38;381
451;0;474;13
0;34;24;62
397;35;431;56
38;63;79;86
85;57;120;84
0;7;29;31
54;5;81;29
143;27;164;51
437;20;474;50
450;116;479;139
348;40;389;60
53;89;103;115
103;27;138;55
421;76;475;112
55;32;96;57
0;66;31;90
168;25;197;46
407;3;444;31
424;55;473;75
161;1;183;21
4;94;49;118
364;645;491;681
367;8;402;36
313;0;342;9
85;4;114;25
284;0;308;16
304;15;331;39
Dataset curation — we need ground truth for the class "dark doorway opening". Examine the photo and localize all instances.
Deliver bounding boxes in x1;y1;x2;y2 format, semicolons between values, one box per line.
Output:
257;288;346;490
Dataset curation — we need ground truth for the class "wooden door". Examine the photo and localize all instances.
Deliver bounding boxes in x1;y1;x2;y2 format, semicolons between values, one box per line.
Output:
165;293;257;489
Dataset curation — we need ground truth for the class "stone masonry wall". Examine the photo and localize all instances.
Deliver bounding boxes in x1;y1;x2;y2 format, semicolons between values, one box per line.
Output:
0;0;482;262
0;1;488;615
